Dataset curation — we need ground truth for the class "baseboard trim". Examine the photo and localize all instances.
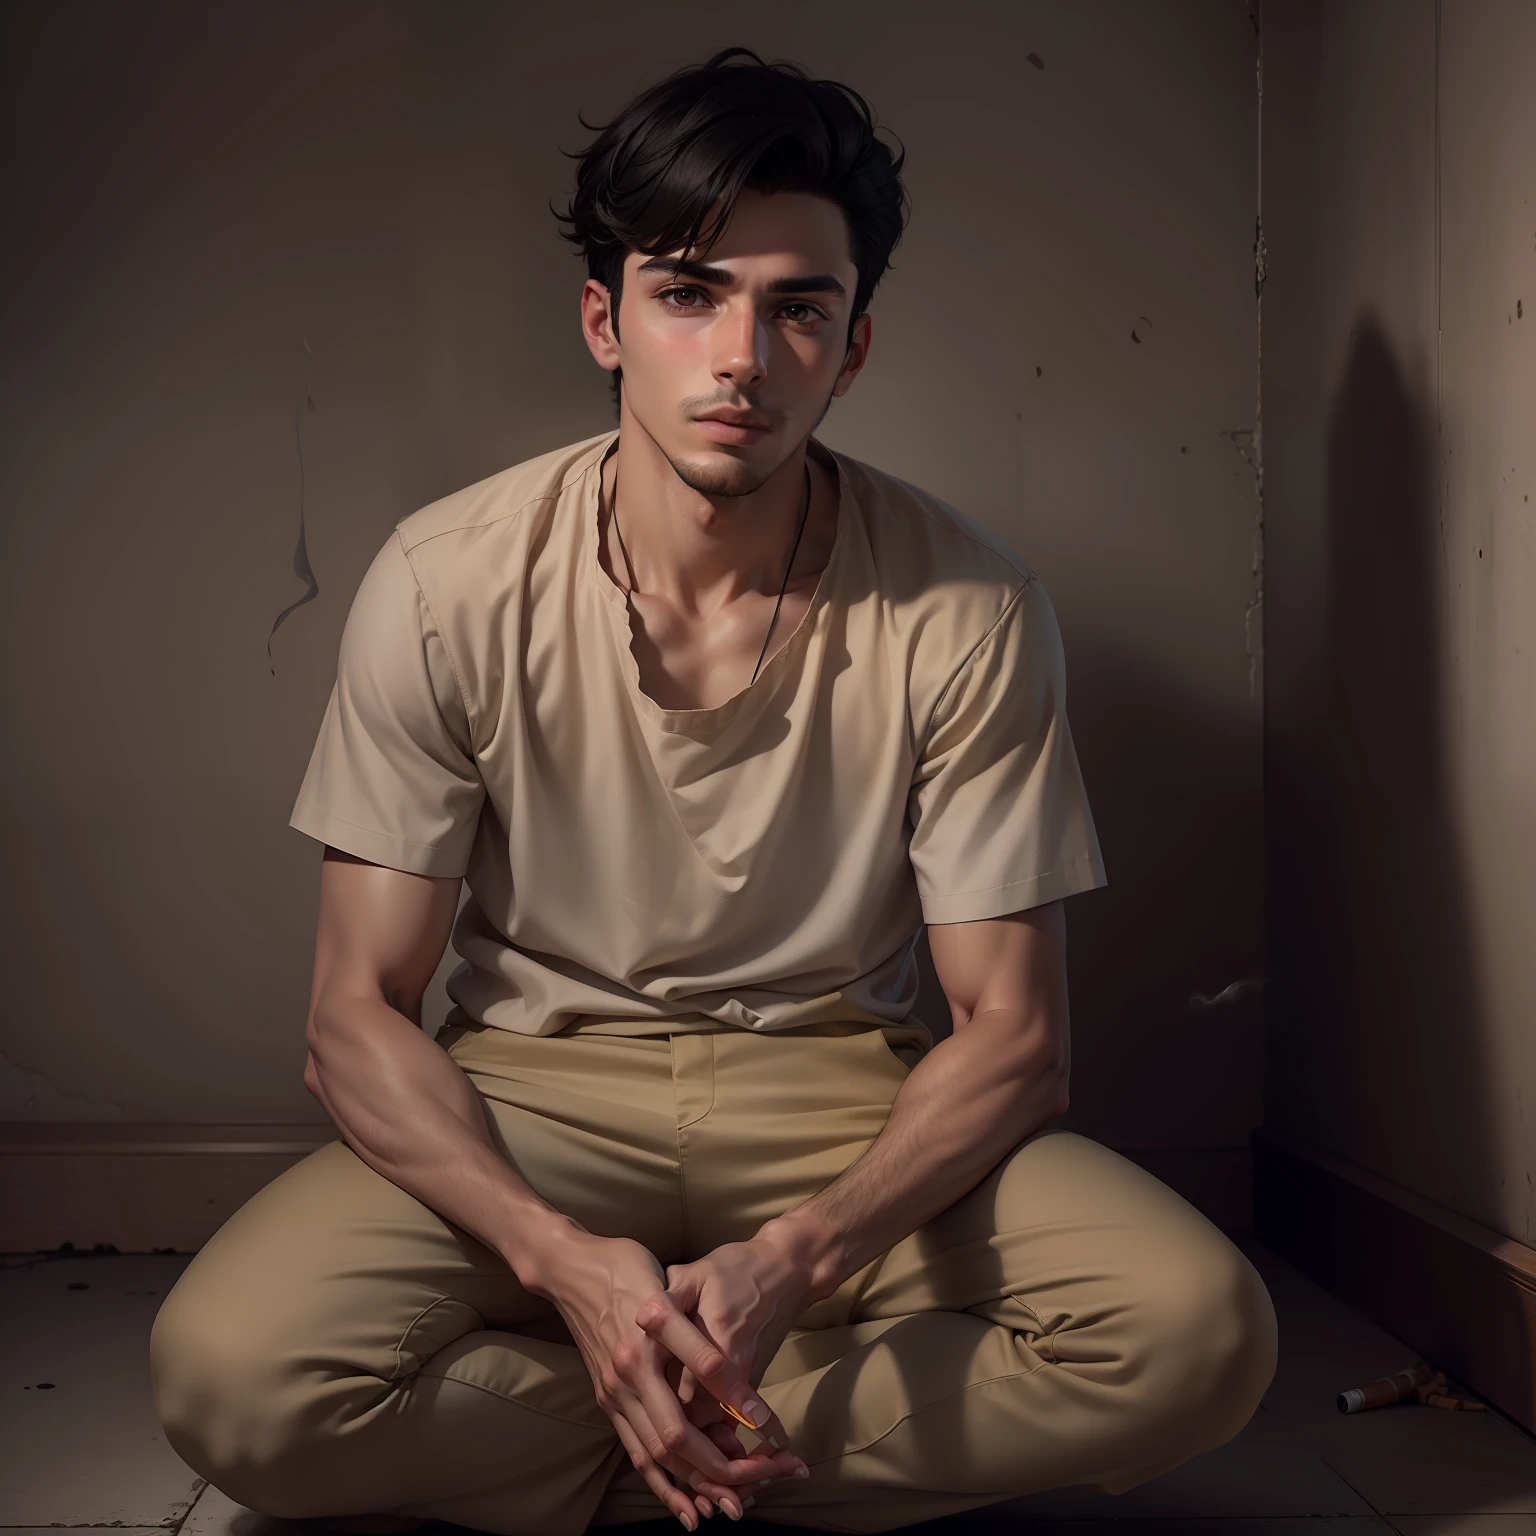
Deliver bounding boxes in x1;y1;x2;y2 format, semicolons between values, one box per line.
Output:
1;1119;1253;1254
0;1122;338;1254
1253;1123;1536;1434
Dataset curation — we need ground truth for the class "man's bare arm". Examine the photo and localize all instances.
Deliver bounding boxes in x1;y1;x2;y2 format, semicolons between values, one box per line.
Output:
753;901;1071;1301
302;847;806;1520
302;847;579;1285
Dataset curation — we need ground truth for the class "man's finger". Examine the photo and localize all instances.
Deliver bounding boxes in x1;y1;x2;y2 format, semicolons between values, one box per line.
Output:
607;1402;703;1530
702;1421;773;1499
617;1374;757;1520
635;1296;799;1459
628;1329;780;1490
612;1374;750;1517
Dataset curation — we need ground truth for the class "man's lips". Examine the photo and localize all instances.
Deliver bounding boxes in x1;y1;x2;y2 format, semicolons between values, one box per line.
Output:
694;413;773;442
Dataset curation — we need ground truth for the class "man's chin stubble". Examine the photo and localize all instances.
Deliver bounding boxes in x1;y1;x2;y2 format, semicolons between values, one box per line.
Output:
664;451;783;500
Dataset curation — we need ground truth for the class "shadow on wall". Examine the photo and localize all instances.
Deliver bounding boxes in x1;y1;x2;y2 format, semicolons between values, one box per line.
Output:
1321;314;1489;1197
1269;313;1516;1381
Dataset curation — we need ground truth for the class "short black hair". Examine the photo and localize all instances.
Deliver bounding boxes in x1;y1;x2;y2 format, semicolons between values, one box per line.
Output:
554;46;909;414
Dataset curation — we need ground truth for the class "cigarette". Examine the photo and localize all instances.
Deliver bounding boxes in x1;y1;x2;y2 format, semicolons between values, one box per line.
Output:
1337;1363;1433;1413
717;1399;760;1429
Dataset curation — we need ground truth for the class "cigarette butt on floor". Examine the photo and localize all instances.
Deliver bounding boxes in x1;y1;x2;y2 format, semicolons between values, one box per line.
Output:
1336;1363;1433;1413
1337;1363;1486;1413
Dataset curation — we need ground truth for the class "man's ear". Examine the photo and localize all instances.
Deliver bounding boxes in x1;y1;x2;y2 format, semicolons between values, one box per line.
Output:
832;311;873;398
580;278;623;372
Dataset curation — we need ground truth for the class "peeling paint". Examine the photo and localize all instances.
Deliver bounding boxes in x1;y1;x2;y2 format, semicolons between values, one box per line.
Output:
1222;425;1260;472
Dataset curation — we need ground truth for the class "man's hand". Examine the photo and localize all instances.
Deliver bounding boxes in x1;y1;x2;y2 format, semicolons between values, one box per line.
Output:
637;1230;820;1506
529;1228;806;1528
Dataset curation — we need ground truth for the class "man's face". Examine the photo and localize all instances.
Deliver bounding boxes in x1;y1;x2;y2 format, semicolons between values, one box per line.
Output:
581;188;871;497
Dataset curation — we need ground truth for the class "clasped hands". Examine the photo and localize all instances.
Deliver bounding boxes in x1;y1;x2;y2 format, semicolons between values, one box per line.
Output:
537;1224;817;1530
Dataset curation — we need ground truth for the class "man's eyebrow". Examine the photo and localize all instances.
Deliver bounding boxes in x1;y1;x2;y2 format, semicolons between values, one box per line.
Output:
636;255;846;298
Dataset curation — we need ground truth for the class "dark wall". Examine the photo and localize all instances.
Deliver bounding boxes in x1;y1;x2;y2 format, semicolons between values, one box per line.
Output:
0;1;1263;1172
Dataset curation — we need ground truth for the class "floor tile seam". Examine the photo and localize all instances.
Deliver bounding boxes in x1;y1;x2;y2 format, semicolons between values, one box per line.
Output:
1376;1509;1536;1518
166;1475;211;1536
1318;1450;1393;1525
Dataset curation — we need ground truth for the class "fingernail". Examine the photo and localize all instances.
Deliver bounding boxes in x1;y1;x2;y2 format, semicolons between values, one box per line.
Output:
794;1463;810;1478
741;1395;766;1426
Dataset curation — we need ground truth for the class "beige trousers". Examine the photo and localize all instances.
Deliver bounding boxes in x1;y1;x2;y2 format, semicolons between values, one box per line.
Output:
149;1016;1277;1535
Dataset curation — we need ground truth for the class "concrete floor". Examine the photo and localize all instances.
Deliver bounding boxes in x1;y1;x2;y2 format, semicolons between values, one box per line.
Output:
4;1237;1534;1536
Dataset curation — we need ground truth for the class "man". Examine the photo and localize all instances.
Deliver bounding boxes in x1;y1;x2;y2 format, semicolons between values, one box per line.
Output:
150;47;1276;1536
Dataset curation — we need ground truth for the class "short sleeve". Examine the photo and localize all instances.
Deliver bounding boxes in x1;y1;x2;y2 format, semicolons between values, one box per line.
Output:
908;576;1106;924
289;531;486;878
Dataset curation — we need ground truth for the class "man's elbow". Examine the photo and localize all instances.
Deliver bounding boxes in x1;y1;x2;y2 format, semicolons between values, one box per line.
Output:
1023;1048;1070;1123
1001;1064;1068;1143
303;1005;339;1097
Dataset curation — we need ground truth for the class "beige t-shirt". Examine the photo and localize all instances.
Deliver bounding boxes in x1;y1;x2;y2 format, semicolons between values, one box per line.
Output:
290;429;1106;1052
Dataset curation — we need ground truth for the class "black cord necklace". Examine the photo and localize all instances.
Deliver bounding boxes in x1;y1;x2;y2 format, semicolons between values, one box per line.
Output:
608;459;814;687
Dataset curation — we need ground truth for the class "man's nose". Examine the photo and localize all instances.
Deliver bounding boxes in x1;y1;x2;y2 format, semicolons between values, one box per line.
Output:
712;303;768;389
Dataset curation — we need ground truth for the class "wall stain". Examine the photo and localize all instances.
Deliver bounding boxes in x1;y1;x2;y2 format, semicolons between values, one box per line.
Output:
0;1046;127;1118
267;337;322;675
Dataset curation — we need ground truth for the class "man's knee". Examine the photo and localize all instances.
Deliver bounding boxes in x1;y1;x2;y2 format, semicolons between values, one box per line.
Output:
150;1270;328;1519
1129;1232;1279;1454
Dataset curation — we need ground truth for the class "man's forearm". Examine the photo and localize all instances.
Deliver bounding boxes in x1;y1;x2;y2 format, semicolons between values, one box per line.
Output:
306;999;580;1292
755;1009;1068;1303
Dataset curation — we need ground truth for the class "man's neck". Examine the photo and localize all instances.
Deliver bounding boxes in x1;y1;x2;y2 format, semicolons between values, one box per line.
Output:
601;414;830;618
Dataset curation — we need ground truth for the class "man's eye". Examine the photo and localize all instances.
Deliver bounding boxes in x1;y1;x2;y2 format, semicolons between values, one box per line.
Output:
782;303;820;323
660;286;705;309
